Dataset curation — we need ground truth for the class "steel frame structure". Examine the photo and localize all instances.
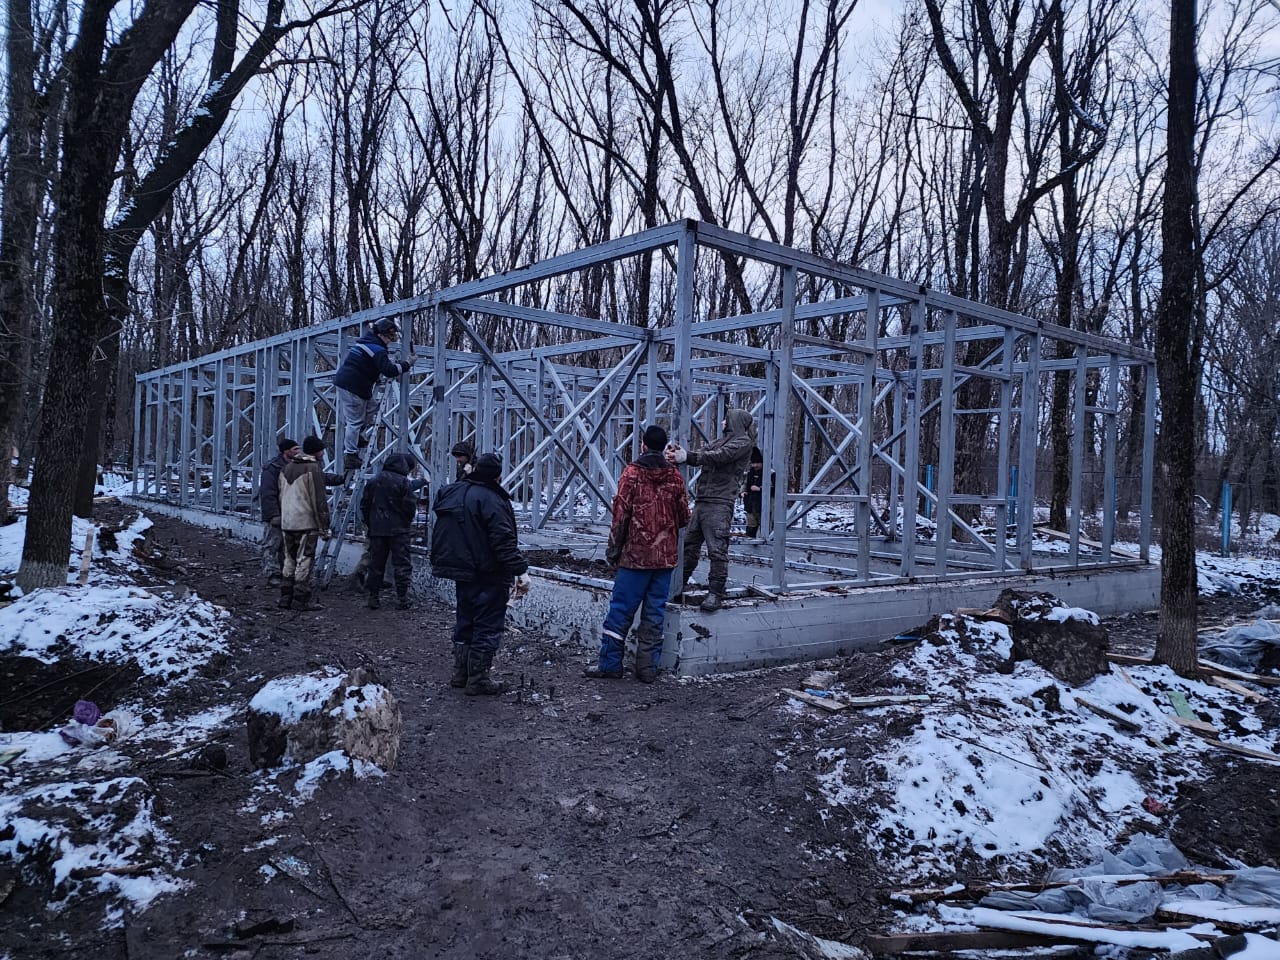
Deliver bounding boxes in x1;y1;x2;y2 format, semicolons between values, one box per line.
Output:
134;219;1155;593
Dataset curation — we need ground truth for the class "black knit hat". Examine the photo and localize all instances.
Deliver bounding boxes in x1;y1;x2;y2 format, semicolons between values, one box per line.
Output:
302;436;325;455
750;446;763;464
450;440;475;458
278;437;299;453
471;453;502;482
642;425;668;451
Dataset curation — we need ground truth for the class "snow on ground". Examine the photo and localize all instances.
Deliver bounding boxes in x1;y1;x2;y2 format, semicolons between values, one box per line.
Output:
0;507;238;924
792;584;1280;953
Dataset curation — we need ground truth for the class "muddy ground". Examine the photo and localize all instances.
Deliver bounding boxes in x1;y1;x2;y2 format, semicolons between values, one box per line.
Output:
3;509;1278;958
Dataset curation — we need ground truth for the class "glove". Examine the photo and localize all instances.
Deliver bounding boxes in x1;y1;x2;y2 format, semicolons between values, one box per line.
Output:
399;360;412;374
513;573;531;599
666;444;687;464
463;462;473;475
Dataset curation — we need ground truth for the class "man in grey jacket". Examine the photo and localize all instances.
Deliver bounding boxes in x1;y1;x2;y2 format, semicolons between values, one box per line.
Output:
665;408;756;611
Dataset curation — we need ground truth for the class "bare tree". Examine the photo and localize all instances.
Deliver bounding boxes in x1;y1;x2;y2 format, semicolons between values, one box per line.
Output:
1153;0;1200;675
18;0;362;592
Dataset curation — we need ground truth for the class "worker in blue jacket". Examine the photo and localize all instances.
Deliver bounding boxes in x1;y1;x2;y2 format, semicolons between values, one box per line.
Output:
333;318;412;471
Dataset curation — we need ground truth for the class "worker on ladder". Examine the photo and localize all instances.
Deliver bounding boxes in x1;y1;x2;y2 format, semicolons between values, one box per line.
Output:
333;317;413;473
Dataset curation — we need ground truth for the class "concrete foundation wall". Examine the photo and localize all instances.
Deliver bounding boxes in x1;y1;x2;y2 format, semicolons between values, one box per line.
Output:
126;499;1160;677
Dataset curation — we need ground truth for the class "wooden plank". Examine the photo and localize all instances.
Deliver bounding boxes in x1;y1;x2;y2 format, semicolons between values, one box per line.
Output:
1208;675;1267;704
782;688;847;712
864;930;1067;953
1171;716;1219;737
1107;653;1153;666
1198;659;1280;688
745;583;779;601
843;694;931;707
1166;690;1194;719
1074;695;1142;732
77;526;96;586
892;870;1231;906
1036;525;1140;560
1201;739;1280;764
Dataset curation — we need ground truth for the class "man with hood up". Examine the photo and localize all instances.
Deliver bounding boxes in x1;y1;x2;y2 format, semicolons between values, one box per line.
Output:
585;425;691;683
277;436;332;611
665;408;757;612
430;453;530;696
360;452;420;611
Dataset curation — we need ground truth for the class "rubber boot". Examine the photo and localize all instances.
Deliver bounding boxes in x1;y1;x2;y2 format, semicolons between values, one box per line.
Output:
633;624;662;684
396;593;411;611
449;644;468;688
293;587;322;612
464;648;507;696
277;581;294;609
367;592;380;610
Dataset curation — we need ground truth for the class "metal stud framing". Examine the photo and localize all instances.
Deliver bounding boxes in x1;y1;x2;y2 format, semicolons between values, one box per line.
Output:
133;219;1155;593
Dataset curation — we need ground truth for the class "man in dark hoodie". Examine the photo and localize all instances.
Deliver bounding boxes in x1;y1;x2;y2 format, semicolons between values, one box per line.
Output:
360;453;419;611
665;408;757;612
430;453;530;696
450;440;475;481
333;318;413;472
260;437;299;587
585;426;691;683
278;436;332;611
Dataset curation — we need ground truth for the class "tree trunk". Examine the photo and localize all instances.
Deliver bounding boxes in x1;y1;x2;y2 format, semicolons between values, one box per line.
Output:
0;0;42;524
1153;0;1199;677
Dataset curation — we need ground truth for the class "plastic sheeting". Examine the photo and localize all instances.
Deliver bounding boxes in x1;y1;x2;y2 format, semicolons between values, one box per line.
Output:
1199;612;1280;672
979;837;1280;927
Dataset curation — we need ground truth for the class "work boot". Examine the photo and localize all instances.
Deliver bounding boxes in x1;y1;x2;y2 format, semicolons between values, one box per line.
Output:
277;582;294;609
583;667;624;679
343;452;362;472
633;624;661;684
464;649;507;697
449;645;468;688
699;592;722;613
396;594;411;611
367;593;380;610
293;589;322;612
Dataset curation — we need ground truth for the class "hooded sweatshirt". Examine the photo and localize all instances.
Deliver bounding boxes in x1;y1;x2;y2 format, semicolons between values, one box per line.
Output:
607;449;692;569
686;408;757;503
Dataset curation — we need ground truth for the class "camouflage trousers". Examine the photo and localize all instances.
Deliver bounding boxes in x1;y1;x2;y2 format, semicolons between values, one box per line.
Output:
680;500;733;593
282;531;320;590
261;520;284;577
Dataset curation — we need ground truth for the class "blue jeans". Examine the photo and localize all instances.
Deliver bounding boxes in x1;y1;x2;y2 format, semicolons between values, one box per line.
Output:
597;567;672;672
452;580;510;654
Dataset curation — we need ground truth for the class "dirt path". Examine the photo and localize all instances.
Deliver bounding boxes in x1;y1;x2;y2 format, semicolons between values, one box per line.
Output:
9;512;884;958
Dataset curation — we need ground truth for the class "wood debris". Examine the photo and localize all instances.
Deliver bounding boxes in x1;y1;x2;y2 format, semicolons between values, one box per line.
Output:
1208;675;1267;703
782;689;931;713
890;870;1232;906
802;670;838;690
1072;695;1141;732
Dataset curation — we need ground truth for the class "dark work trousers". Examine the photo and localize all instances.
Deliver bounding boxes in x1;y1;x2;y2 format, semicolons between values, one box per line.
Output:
451;580;510;655
680;500;733;592
367;533;412;598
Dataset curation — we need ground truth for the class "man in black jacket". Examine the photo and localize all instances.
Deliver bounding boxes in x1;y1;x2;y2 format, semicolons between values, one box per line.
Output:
333;318;412;472
430;453;530;696
260;438;299;587
360;453;420;611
